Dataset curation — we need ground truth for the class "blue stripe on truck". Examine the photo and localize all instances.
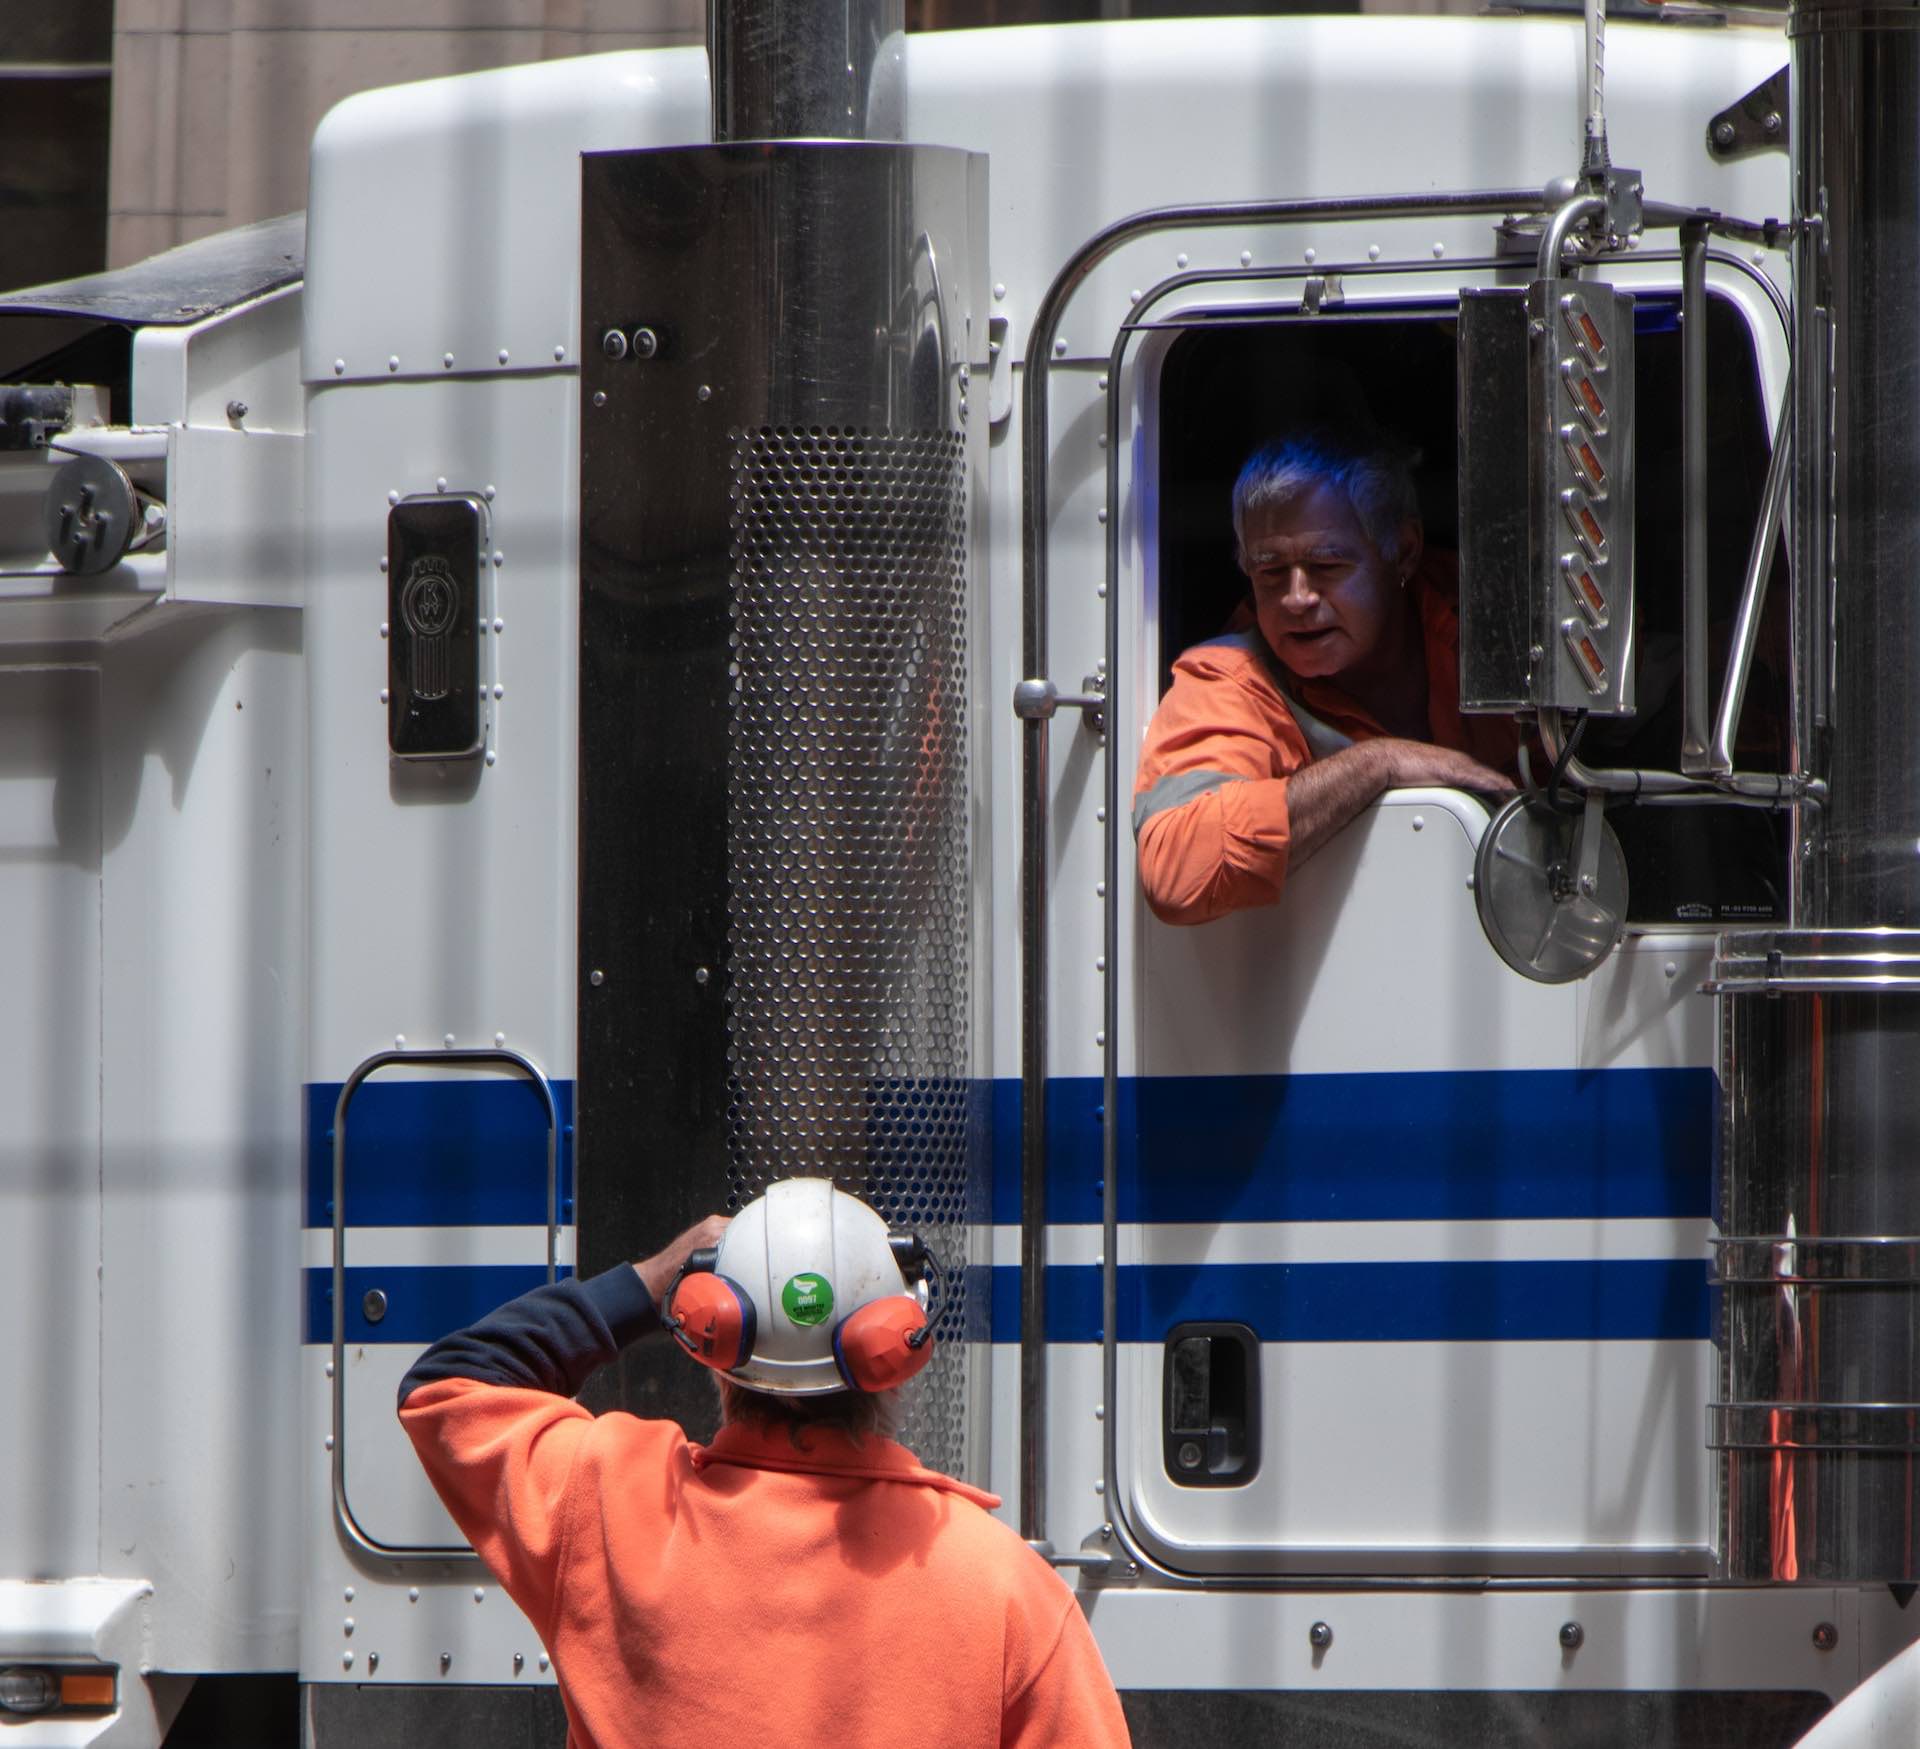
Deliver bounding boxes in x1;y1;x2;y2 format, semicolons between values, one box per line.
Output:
307;1263;575;1346
305;1068;1711;1232
304;1076;574;1229
990;1258;1711;1344
993;1068;1715;1226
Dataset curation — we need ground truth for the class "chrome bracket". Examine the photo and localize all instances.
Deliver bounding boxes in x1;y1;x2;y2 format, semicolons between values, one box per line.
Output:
1014;673;1105;736
1300;273;1344;314
1707;66;1788;164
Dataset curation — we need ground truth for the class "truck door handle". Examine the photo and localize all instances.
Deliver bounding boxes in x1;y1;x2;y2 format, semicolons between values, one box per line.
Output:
1163;1322;1261;1487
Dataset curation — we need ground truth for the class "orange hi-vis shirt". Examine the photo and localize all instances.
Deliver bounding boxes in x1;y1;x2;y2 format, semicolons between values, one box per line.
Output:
399;1266;1131;1749
1133;553;1521;926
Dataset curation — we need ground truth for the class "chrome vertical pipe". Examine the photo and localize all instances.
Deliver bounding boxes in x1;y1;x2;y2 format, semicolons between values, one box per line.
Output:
1713;0;1920;1583
707;0;904;143
1680;219;1712;772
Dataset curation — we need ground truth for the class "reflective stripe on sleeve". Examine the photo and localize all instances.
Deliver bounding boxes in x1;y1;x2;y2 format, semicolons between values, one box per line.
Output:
1131;768;1251;836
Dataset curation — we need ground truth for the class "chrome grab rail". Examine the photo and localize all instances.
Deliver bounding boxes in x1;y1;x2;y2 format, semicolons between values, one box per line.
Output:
1017;185;1545;1563
331;1046;561;1564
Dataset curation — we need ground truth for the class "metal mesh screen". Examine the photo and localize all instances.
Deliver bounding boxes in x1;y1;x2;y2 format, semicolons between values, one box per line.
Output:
725;424;974;1474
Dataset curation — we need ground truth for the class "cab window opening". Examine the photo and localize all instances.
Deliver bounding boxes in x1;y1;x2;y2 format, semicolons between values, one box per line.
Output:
1151;295;1791;927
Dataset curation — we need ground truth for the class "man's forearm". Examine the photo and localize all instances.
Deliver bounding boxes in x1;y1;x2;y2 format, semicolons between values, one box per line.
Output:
1280;740;1394;870
396;1266;659;1406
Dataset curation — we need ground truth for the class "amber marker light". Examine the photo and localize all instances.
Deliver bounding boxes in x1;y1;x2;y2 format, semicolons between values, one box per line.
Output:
61;1671;117;1709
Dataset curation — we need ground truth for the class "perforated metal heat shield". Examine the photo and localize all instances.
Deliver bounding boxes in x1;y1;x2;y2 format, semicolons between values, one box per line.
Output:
576;144;989;1475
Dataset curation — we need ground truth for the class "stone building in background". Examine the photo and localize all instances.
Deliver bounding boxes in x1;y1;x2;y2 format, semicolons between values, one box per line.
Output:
0;0;1308;294
0;4;114;293
105;1;704;268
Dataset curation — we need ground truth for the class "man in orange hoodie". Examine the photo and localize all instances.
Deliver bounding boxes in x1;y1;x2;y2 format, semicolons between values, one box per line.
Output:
1135;425;1518;925
399;1177;1131;1747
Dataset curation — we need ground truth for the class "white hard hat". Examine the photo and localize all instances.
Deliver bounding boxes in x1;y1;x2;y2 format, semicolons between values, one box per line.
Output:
664;1177;935;1396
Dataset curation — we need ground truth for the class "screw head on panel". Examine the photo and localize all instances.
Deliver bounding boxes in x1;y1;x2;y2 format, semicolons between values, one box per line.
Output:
1812;1622;1838;1652
388;357;400;373
1309;1621;1333;1651
368;1652;379;1673
1559;1621;1584;1651
592;391;607;407
590;970;605;987
602;330;628;361
226;399;248;423
498;350;510;366
444;353;455;369
697;384;712;402
440;1653;452;1674
631;328;660;360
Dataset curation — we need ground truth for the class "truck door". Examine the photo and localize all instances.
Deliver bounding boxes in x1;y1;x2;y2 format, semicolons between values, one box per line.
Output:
1054;252;1790;1579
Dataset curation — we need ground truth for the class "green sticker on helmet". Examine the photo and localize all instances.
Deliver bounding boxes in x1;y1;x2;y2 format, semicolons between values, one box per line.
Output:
781;1273;834;1326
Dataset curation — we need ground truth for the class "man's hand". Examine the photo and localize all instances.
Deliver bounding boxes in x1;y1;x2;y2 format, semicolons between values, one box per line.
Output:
634;1214;732;1306
1375;739;1516;796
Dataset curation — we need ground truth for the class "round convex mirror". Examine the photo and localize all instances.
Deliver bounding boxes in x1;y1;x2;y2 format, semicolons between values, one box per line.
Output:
1474;794;1628;983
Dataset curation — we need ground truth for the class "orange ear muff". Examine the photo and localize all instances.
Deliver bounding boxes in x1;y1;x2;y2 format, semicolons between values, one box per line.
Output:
666;1272;756;1373
832;1295;933;1393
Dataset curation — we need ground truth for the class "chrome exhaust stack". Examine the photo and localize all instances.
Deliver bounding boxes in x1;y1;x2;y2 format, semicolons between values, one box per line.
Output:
574;3;989;1472
1710;0;1920;1582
